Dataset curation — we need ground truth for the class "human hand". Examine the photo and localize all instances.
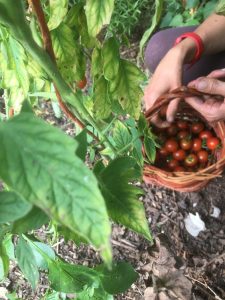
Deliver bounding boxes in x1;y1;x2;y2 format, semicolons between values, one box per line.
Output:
185;69;225;123
144;48;183;127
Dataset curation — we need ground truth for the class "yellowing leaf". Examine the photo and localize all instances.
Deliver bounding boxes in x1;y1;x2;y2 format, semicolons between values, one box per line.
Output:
48;0;69;31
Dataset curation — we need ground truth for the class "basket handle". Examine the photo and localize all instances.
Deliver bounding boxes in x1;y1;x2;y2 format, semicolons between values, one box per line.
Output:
145;86;221;121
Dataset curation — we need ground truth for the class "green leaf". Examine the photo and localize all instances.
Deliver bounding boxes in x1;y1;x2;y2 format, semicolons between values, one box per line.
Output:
97;262;138;294
51;23;86;81
58;226;88;246
48;261;98;293
0;191;32;223
91;47;103;77
0;113;111;263
86;0;114;37
15;236;39;289
48;0;69;31
28;241;56;270
41;291;60;300
169;14;184;27
139;0;163;56
112;120;132;152
93;76;111;120
95;157;152;241
144;136;156;163
109;59;145;119
12;207;49;234
2;234;15;260
102;38;120;81
74;129;87;161
0;244;9;281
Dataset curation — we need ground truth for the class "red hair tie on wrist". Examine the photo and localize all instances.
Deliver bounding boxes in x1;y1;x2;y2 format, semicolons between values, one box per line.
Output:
174;32;204;66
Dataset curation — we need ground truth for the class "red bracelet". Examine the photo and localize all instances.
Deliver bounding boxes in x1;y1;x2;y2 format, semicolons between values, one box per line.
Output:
174;32;204;66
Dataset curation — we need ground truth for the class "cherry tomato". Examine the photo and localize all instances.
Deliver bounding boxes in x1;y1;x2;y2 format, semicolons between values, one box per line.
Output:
191;122;204;134
199;130;213;140
206;137;220;150
197;150;208;163
180;138;193;151
184;154;198;167
192;138;202;152
165;139;179;153
167;124;178;136
167;159;179;170
177;120;189;130
177;130;189;140
159;105;168;118
174;166;185;172
158;147;169;157
77;76;87;89
173;149;186;161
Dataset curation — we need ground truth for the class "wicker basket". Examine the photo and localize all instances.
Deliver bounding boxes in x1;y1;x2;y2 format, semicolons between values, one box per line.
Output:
143;86;225;192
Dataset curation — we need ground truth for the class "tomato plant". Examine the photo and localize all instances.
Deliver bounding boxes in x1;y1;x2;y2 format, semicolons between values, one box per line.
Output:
0;0;154;297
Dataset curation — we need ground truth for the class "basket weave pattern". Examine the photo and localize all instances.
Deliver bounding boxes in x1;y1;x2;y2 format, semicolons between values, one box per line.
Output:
143;86;225;192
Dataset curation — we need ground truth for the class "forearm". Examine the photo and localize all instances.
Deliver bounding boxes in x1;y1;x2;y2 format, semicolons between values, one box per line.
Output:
174;13;225;64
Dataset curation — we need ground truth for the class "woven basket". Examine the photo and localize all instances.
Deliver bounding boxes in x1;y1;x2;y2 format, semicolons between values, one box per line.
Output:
143;86;225;192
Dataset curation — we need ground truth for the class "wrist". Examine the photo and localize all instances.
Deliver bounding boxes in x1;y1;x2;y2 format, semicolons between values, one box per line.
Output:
174;37;199;64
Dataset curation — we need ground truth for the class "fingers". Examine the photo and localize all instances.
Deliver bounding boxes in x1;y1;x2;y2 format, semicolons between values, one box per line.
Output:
207;68;225;80
150;114;171;128
166;98;180;123
188;77;225;97
185;97;204;113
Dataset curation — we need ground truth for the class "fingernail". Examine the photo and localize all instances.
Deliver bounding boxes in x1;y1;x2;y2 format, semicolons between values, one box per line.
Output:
196;79;207;90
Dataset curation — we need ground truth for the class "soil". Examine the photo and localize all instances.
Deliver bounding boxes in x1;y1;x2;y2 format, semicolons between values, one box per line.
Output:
0;51;225;300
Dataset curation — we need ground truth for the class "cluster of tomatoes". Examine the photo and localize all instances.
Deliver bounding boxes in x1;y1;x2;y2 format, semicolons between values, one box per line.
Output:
153;119;221;172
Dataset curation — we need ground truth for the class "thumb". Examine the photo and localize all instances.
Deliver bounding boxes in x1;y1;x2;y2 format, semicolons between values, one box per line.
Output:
188;77;225;97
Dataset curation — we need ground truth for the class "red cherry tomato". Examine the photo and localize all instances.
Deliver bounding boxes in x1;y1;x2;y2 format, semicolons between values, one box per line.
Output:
173;149;186;161
199;130;213;140
77;76;87;89
191;122;204;134
177;120;189;130
158;147;169;157
167;159;179;170
197;150;208;163
180;138;193;151
167;124;178;136
165;139;179;153
177;130;189;140
174;166;185;172
192;138;202;152
206;137;220;150
184;154;198;167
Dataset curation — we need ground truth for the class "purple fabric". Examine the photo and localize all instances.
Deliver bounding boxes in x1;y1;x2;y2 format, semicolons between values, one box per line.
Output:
144;26;225;85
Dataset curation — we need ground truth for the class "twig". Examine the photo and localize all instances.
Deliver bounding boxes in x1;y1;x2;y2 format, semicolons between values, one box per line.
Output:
186;275;223;300
28;0;99;141
206;252;225;266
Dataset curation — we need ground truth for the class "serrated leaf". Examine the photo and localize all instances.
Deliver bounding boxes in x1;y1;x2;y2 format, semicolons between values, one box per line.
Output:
144;136;156;163
28;241;55;270
91;47;102;77
15;236;39;289
51;23;86;81
0;191;32;223
93;76;111;120
102;38;120;81
48;0;69;31
95;157;152;241
97;262;138;294
86;0;114;37
58;226;88;246
109;60;145;119
48;261;98;293
112;120;132;152
0;113;111;263
12;207;49;234
74;129;87;161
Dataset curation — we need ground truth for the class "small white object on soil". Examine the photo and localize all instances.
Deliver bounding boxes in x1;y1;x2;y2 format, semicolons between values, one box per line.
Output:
210;206;221;218
184;213;206;237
